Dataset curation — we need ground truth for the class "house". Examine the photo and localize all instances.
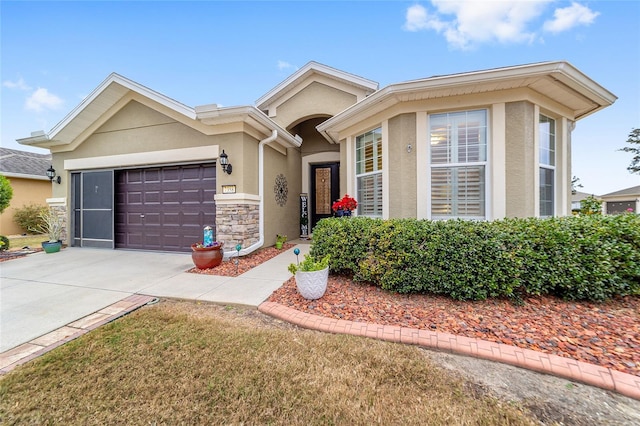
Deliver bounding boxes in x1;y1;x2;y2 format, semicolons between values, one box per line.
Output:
0;148;52;235
600;185;640;214
571;191;599;213
18;61;616;254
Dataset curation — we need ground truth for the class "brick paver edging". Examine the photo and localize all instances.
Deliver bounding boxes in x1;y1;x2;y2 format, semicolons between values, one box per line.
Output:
258;301;640;401
0;294;156;375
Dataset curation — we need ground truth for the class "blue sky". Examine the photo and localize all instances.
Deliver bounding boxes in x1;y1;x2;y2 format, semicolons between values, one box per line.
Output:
2;0;639;195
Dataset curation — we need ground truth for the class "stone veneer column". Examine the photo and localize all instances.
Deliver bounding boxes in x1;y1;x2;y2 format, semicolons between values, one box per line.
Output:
215;199;260;249
47;198;68;243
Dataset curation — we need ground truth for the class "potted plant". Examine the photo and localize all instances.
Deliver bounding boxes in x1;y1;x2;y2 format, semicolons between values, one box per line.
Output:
288;254;330;300
275;234;287;249
332;194;358;217
32;208;64;253
191;241;224;269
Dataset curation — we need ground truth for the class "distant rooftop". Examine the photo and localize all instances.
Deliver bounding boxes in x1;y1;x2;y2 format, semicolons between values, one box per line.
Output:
0;147;51;179
601;185;640;198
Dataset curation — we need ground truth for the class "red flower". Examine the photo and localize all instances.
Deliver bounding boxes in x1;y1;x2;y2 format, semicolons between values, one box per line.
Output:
332;194;358;212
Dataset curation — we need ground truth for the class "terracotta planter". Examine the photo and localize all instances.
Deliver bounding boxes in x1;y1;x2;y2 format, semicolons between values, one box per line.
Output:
41;240;62;254
295;266;329;300
191;243;224;269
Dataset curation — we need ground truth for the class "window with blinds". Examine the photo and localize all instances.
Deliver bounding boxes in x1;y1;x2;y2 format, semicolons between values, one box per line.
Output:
356;127;382;217
430;110;487;219
539;114;555;217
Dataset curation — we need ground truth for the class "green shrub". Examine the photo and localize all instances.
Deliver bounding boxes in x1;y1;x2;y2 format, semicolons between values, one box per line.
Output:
0;235;9;251
310;215;640;302
13;203;47;234
0;175;13;214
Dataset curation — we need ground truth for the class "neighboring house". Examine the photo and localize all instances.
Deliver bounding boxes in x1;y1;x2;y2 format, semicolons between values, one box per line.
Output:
18;61;616;254
571;191;599;213
0;147;52;235
600;185;640;214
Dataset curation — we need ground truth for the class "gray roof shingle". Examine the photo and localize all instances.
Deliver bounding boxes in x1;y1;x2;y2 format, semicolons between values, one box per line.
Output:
0;147;51;178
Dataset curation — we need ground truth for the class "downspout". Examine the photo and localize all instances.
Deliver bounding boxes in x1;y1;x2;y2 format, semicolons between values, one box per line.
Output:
223;129;278;258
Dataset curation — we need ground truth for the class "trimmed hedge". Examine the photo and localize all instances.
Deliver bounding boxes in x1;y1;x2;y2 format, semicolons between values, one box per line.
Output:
310;214;640;301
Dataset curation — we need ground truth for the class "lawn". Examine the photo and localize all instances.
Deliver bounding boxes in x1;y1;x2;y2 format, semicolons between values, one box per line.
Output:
6;234;46;251
0;300;535;425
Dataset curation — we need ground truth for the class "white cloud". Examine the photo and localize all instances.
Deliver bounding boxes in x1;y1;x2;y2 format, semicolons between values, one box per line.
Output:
25;88;64;112
3;77;32;91
543;2;599;33
277;60;295;71
403;0;598;50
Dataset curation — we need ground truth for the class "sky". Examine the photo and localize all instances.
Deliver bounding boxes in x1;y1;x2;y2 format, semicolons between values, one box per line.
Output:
1;0;639;195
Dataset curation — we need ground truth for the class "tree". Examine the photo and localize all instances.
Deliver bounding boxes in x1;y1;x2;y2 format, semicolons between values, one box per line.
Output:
619;128;640;174
580;195;602;215
571;176;583;195
0;175;13;214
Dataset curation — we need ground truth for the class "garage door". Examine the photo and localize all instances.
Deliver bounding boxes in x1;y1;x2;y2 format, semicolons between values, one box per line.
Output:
115;164;216;252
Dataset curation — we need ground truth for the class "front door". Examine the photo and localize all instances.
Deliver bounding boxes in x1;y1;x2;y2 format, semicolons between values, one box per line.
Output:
310;163;339;229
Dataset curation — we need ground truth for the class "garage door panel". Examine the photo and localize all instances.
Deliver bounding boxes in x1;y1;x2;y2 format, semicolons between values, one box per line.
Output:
115;164;216;252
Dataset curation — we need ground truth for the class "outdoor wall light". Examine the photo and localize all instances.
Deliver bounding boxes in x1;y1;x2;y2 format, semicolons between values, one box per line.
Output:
219;150;232;174
46;165;61;184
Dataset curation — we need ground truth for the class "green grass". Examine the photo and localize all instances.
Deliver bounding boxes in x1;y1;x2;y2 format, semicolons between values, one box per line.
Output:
0;300;535;425
6;234;46;250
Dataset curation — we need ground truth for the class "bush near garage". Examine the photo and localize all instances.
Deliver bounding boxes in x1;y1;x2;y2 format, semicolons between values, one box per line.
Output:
310;214;640;302
12;203;47;234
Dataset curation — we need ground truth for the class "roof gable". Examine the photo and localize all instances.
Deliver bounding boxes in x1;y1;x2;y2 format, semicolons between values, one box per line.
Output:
601;185;640;198
255;61;378;116
17;73;196;149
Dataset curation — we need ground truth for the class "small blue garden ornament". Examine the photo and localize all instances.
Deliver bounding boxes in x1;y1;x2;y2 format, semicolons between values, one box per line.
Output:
203;226;214;247
293;247;300;265
235;244;242;275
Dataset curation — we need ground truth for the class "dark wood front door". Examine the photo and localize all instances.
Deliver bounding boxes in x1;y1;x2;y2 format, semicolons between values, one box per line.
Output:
310;163;339;229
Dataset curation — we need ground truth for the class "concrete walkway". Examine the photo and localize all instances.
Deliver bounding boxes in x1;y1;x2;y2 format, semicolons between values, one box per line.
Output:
1;243;309;368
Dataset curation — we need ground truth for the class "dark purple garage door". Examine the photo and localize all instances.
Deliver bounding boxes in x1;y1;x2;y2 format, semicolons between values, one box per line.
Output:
115;164;216;252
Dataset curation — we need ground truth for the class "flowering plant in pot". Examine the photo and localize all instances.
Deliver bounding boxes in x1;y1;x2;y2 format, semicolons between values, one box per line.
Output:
191;241;224;269
288;254;330;300
332;194;357;217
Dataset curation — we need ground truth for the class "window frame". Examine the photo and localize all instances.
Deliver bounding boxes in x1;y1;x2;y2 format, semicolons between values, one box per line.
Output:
355;127;383;217
428;109;488;220
539;114;556;217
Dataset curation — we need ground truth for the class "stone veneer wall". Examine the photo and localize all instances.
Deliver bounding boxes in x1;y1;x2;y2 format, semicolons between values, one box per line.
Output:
49;204;68;243
215;203;260;249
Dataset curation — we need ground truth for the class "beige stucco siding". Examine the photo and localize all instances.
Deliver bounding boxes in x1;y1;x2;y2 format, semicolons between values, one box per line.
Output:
0;177;51;235
270;82;357;129
505;101;536;217
388;114;417;218
262;145;302;245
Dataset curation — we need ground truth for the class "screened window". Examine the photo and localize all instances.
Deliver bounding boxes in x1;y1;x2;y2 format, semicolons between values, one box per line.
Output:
430;110;487;219
539;115;555;217
356;127;383;217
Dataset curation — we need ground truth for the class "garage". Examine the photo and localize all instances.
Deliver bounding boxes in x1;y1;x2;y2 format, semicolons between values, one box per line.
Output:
71;164;216;252
114;164;216;252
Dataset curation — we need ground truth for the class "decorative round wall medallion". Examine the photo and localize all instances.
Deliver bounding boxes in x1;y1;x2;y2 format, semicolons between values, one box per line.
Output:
274;174;288;207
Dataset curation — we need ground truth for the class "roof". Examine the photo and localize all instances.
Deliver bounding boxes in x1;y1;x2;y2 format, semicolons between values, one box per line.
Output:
317;61;617;143
255;61;378;111
0;147;51;180
600;185;640;198
571;191;599;202
17;73;197;149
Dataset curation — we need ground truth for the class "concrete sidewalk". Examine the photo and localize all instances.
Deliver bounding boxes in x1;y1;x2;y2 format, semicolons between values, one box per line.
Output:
1;243;309;356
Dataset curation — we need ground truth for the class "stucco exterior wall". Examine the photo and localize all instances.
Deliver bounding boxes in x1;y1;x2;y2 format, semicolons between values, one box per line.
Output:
388;113;417;218
270;82;357;129
295;117;340;156
263;145;302;246
505;101;536;218
0;177;51;235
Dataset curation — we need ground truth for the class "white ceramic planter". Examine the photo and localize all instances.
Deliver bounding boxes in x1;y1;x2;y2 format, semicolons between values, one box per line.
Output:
295;266;329;300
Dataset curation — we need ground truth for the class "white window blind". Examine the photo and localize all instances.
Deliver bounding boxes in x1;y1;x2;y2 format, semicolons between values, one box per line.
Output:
355;128;383;217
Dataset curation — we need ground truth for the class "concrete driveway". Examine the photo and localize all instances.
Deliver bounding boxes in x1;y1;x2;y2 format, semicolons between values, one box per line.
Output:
1;245;303;353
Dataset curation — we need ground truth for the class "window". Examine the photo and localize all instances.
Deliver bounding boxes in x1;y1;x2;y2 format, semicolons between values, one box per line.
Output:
430;110;487;219
355;127;382;217
539;114;555;217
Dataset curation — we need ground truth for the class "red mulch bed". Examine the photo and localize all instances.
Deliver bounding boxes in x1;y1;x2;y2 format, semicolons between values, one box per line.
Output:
187;243;296;277
268;274;640;377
